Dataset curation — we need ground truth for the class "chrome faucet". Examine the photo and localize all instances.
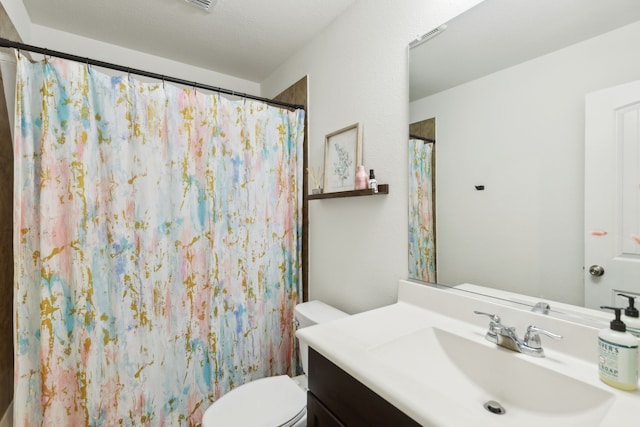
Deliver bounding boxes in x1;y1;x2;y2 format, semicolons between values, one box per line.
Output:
474;311;562;357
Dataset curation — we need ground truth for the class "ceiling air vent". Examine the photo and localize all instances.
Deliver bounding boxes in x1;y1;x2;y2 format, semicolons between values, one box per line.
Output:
183;0;216;12
410;25;448;48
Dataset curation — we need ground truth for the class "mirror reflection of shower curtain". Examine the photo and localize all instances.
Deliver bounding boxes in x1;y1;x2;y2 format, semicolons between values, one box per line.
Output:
408;139;435;282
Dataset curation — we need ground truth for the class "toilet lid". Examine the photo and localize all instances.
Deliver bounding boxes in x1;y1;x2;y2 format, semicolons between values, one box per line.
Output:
202;375;306;427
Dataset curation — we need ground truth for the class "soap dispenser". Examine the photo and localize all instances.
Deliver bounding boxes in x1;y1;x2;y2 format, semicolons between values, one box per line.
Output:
368;169;378;193
598;306;638;391
618;293;640;337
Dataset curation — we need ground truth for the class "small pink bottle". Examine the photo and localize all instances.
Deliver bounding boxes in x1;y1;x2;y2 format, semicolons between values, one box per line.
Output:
355;165;368;190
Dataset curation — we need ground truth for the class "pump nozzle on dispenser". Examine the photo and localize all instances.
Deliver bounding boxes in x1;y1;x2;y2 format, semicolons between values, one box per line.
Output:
600;306;626;332
617;294;640;337
617;293;639;318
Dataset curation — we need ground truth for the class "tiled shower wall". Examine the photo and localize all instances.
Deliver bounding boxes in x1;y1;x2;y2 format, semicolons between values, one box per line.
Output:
274;75;308;301
0;68;13;416
0;3;20;414
409;117;435;141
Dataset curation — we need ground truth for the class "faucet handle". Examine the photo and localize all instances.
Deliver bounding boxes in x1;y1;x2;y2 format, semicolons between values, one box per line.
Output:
474;311;502;342
474;311;501;324
474;311;502;336
523;325;563;349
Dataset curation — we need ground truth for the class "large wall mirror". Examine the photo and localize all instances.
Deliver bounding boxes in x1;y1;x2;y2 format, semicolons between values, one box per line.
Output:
409;0;640;313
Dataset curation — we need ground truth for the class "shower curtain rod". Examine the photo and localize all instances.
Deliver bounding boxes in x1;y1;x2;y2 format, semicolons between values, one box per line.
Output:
0;37;304;111
409;134;436;143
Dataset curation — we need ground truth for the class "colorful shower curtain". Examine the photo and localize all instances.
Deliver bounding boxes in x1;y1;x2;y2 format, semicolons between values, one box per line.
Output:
13;54;304;426
408;139;435;282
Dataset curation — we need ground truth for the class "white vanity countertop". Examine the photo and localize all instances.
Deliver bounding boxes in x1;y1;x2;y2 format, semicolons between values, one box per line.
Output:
297;280;640;426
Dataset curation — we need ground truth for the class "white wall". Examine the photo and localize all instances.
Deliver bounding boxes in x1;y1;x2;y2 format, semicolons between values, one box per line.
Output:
0;0;30;41
410;20;640;306
27;25;260;96
4;0;485;315
262;0;482;314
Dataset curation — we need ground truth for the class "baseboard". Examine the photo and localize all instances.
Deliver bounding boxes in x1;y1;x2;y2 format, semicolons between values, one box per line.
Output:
0;400;12;427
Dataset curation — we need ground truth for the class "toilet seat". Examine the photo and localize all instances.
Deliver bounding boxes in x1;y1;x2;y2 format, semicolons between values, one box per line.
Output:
202;375;306;427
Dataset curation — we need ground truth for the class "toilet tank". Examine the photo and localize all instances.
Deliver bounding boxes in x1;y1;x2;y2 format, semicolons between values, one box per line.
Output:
294;300;348;375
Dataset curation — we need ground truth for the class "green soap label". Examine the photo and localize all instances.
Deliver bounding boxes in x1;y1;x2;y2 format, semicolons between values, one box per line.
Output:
598;337;638;384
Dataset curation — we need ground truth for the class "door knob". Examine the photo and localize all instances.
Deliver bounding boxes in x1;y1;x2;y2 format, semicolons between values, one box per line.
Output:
589;265;605;276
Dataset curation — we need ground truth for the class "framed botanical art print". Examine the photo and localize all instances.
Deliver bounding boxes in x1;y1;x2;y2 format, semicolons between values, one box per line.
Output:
323;123;363;193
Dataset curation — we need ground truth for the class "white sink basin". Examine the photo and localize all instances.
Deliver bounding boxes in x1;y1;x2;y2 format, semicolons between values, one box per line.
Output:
369;326;615;427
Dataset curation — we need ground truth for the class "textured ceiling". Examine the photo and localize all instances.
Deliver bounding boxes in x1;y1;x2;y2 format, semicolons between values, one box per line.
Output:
22;0;356;82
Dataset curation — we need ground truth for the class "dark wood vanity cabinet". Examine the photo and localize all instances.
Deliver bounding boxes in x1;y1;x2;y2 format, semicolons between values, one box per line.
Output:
307;392;346;427
307;348;421;427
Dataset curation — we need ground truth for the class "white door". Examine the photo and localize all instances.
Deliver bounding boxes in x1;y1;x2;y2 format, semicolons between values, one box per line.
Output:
585;81;640;309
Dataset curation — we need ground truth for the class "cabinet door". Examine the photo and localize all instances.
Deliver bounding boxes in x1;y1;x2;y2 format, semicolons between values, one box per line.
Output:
307;391;346;427
308;348;421;427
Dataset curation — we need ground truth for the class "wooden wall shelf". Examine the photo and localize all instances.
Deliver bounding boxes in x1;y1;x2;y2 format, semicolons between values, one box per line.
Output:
308;184;389;200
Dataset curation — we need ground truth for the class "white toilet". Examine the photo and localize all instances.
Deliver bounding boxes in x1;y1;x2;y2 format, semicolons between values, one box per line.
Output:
201;300;348;427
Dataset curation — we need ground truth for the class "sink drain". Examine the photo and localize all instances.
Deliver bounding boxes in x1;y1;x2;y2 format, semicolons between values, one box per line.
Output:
483;400;506;415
